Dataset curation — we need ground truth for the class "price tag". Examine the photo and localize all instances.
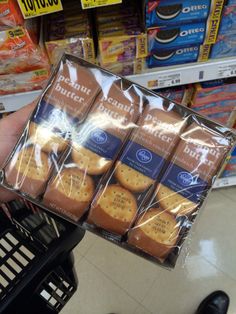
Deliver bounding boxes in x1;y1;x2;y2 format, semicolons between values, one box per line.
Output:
81;0;122;9
218;64;236;78
148;73;181;89
17;0;63;19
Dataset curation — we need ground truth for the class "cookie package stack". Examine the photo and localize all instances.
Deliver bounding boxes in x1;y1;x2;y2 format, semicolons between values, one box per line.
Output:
0;0;50;96
1;54;235;268
145;0;225;68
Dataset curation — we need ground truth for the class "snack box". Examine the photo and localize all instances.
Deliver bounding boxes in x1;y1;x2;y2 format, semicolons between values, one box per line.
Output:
100;58;145;76
210;33;236;59
97;2;147;64
1;54;235;268
0;0;23;30
146;0;224;28
43;4;95;65
218;5;236;35
148;21;219;52
0;69;49;96
147;44;211;68
0;26;50;75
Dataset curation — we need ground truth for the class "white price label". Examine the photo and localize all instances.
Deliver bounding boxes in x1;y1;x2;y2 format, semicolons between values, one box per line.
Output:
157;73;181;88
218;65;236;78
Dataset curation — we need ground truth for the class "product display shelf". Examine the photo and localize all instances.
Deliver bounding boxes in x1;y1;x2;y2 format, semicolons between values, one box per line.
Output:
213;176;236;189
128;56;236;89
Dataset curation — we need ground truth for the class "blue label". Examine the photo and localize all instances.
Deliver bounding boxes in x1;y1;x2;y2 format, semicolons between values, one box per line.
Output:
32;99;80;134
161;163;208;203
146;0;211;27
147;45;200;67
80;125;122;160
149;22;206;51
120;140;165;180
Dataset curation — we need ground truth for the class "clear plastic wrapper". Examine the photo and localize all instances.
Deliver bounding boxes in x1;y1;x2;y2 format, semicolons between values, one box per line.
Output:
43;2;95;65
0;0;23;30
0;26;50;75
0;69;49;95
1;54;235;268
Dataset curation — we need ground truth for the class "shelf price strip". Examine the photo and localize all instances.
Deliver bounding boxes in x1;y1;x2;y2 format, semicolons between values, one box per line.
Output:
81;0;122;9
17;0;63;18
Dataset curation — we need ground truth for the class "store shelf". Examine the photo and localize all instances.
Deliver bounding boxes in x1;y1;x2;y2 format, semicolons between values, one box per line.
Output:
0;90;41;113
1;57;236;113
128;57;236;90
213;176;236;189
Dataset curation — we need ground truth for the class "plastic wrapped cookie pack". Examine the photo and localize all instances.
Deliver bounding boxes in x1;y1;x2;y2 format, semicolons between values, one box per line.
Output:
1;54;235;268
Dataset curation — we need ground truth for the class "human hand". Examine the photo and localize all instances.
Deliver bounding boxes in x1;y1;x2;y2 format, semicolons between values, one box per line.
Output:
0;101;36;203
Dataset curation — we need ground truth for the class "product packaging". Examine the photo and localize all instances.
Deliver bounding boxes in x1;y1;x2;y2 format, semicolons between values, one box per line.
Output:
218;5;236;35
191;79;236;125
100;58;145;76
146;0;224;28
97;2;147;64
0;0;23;30
43;2;95;65
147;44;211;68
148;21;219;52
0;69;49;96
221;146;236;177
1;54;235;268
210;33;236;59
156;85;194;106
0;26;50;75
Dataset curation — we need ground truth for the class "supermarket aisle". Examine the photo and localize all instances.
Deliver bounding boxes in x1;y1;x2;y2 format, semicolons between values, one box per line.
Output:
61;187;236;314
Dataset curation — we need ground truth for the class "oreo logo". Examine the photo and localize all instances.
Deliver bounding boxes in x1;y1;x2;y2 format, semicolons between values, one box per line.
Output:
153;50;175;60
91;130;107;144
156;4;182;20
155;28;179;44
177;172;198;186
136;149;152;164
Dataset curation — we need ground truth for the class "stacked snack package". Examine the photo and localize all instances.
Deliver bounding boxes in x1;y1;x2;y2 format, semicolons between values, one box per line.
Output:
155;85;194;106
0;1;50;95
96;1;147;75
190;79;236;126
43;1;95;66
1;54;235;268
211;1;236;59
145;0;224;68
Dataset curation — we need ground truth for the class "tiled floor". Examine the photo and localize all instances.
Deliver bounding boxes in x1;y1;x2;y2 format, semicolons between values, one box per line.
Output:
62;187;236;314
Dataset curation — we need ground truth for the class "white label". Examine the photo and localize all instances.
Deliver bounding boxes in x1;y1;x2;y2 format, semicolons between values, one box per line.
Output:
218;65;236;78
156;73;181;88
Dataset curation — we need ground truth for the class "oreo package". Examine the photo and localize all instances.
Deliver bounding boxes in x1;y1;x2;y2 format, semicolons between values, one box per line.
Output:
146;0;212;27
148;22;207;51
147;45;210;68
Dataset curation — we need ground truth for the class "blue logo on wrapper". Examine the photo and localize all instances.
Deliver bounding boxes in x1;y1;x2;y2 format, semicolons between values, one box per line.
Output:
177;172;199;186
91;130;107;145
136;149;153;164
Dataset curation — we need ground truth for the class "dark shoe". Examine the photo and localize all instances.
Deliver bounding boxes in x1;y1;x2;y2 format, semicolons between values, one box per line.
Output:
196;291;229;314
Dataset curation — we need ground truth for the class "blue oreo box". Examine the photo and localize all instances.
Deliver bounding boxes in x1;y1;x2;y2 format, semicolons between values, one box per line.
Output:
148;22;207;50
146;0;211;27
147;45;201;67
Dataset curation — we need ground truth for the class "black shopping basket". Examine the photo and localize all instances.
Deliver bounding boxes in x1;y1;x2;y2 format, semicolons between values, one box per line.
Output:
0;199;85;314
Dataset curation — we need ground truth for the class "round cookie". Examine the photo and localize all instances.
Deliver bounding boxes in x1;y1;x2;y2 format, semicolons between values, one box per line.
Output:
43;168;94;221
5;146;51;198
115;162;154;192
128;208;179;259
88;184;138;235
29;122;68;153
156;183;197;216
72;144;112;175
